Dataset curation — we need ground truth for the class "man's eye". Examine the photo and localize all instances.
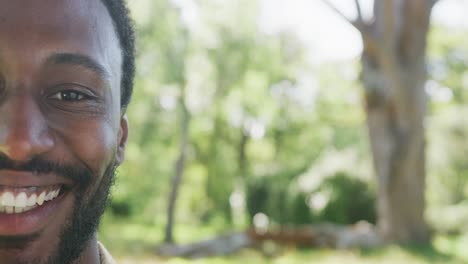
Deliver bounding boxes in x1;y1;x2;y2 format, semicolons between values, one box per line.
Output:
49;90;87;101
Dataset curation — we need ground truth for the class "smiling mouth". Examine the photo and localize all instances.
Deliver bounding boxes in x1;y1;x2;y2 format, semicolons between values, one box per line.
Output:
0;186;63;214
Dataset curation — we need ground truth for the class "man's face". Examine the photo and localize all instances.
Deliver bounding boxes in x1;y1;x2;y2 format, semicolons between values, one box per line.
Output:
0;0;127;263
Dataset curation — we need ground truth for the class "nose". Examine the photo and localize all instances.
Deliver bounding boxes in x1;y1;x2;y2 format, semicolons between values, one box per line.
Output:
0;93;54;161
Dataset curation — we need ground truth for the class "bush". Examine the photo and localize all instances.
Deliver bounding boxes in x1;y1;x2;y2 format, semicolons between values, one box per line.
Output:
246;175;313;226
316;171;376;224
246;171;375;227
290;192;314;225
109;199;133;218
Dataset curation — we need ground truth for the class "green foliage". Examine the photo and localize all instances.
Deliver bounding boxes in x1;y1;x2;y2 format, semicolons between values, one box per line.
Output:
316;172;376;225
103;2;468;259
290;192;314;225
425;26;468;234
245;166;316;225
117;0;339;230
428;26;468;104
109;199;133;218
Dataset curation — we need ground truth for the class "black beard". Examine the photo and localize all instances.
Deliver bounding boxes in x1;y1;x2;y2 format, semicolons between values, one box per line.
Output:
0;155;117;264
47;161;116;264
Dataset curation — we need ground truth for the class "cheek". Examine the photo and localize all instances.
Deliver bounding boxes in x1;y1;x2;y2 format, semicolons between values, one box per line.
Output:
50;116;119;177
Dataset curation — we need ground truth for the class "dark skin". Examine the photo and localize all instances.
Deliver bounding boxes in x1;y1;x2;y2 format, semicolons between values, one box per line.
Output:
0;0;128;263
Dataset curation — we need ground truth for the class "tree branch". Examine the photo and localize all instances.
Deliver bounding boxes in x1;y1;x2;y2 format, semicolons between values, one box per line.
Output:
320;0;362;32
354;0;364;24
383;0;395;45
321;0;381;59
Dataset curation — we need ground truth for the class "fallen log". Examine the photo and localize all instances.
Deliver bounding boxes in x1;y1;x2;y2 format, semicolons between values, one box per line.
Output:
248;221;382;249
157;232;254;259
157;221;383;259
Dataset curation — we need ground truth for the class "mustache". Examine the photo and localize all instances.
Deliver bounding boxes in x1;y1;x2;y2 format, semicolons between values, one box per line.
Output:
0;155;93;187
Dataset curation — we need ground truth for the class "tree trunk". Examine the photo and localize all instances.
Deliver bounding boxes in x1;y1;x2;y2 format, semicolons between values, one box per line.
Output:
238;127;249;179
323;0;439;243
363;55;429;243
164;86;190;244
360;0;435;243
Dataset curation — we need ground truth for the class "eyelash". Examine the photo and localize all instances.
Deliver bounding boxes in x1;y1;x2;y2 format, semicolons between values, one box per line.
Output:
49;90;90;102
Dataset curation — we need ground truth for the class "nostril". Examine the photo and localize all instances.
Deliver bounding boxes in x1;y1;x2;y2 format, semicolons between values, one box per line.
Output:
4;140;38;162
2;133;54;162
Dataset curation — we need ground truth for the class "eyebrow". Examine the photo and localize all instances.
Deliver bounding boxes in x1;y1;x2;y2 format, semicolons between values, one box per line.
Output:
45;53;110;80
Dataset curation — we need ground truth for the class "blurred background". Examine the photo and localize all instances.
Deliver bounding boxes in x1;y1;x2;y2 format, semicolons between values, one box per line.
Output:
98;0;468;263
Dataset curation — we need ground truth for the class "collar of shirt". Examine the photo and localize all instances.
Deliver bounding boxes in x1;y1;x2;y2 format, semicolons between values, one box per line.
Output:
98;242;116;264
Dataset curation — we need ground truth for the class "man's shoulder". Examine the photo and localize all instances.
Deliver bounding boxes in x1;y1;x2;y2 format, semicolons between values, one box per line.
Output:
98;242;117;264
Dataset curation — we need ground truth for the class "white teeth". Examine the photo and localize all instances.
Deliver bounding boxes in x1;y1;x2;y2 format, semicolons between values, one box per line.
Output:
37;192;45;206
2;192;15;207
15;192;27;207
0;187;62;214
24;205;35;212
45;189;59;201
27;194;37;206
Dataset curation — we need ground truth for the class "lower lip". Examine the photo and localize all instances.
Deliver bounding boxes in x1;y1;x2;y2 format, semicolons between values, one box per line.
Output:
0;190;68;236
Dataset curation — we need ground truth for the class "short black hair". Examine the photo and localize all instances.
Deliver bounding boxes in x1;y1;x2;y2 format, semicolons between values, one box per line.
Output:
100;0;135;110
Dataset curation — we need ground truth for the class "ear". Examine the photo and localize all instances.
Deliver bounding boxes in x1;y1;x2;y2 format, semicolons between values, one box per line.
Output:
115;114;129;165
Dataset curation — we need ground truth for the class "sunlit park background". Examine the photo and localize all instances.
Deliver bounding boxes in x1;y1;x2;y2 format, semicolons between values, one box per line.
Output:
98;0;468;263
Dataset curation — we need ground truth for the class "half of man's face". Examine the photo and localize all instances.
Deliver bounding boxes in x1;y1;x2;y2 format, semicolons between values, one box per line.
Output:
0;0;127;263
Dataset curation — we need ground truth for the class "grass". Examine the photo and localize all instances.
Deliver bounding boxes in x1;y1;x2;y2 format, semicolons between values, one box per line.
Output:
98;215;467;264
115;247;464;264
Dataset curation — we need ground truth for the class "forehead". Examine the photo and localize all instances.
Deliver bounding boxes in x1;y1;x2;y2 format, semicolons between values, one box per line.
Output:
0;0;102;31
0;0;121;88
